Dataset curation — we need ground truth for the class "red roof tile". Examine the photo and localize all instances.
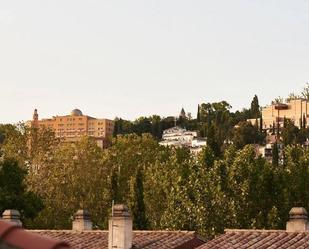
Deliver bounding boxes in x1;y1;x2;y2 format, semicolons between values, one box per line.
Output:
31;230;205;249
197;229;309;249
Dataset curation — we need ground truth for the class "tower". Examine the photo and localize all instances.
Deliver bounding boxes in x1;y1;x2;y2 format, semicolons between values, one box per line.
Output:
32;109;39;128
179;108;186;119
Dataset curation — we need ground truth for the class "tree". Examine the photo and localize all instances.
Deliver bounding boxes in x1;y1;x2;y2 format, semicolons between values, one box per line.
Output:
272;122;276;135
0;158;43;221
301;82;309;100
149;115;162;139
250;95;260;118
272;96;284;104
197;105;201;122
259;115;263;133
130;168;148;229
281;119;300;145
0;123;60;171
111;169;120;203
272;143;279;167
27;137;111;229
232;121;265;149
206;124;221;157
303;114;307;129
106;134;170;203
0;129;6;145
198;146;215;169
133;117;152;135
286;92;299;102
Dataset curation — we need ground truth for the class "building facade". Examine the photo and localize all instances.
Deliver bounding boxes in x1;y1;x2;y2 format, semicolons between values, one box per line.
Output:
259;99;309;130
159;126;206;153
30;109;114;148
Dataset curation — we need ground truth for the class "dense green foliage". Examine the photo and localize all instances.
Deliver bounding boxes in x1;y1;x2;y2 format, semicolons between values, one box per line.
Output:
232;121;265;149
250;95;260;118
113;96;265;155
1;122;309;239
2;93;309;238
0;158;43;221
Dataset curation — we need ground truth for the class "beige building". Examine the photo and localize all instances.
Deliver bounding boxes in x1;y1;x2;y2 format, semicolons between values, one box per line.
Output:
250;99;309;130
30;109;114;148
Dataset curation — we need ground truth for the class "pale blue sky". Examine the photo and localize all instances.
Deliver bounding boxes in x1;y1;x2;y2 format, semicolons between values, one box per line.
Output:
0;0;308;123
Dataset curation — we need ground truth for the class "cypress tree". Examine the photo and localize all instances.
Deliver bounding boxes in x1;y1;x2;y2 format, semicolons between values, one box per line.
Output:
131;168;148;229
111;169;120;203
276;121;280;138
259;115;263;133
197;105;201;122
250;95;260;118
272;142;279;167
303;114;306;129
206;124;220;157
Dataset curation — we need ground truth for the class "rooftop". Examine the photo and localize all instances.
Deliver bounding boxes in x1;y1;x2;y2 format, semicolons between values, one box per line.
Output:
197;229;309;249
70;109;83;116
31;230;204;249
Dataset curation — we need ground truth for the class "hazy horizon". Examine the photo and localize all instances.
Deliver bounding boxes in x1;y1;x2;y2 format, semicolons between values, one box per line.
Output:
1;1;308;123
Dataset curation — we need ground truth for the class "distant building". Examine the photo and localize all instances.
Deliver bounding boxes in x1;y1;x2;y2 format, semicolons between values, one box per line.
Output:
29;109;114;148
249;99;309;131
179;108;187;119
159;126;206;153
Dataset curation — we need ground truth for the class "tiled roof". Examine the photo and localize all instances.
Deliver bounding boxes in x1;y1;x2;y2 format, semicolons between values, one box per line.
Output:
31;230;205;249
0;220;69;249
197;229;309;249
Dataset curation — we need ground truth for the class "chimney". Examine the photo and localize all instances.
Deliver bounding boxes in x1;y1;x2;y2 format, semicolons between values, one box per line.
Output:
286;207;309;232
108;204;133;249
72;210;93;231
2;210;22;227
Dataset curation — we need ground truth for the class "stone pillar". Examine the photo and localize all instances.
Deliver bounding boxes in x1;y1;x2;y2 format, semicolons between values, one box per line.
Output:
286;207;309;232
108;204;132;249
72;210;93;231
2;210;22;227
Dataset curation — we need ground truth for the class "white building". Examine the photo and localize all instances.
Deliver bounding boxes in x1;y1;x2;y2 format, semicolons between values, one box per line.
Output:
159;127;206;153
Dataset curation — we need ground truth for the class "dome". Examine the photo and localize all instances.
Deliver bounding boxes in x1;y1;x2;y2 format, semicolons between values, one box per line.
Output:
71;109;83;116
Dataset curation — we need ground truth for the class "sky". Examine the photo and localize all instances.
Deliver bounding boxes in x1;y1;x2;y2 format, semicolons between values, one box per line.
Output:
0;0;309;123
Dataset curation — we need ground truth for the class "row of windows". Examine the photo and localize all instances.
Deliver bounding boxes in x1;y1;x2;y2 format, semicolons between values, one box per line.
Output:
58;128;86;131
62;118;83;122
57;128;109;132
60;123;85;127
40;124;53;127
56;132;105;137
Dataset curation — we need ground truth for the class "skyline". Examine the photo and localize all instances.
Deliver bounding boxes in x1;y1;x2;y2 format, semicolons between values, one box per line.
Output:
1;1;309;123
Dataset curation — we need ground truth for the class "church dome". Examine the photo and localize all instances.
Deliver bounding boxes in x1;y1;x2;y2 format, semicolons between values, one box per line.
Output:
71;109;83;116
